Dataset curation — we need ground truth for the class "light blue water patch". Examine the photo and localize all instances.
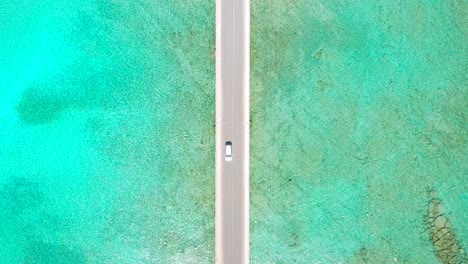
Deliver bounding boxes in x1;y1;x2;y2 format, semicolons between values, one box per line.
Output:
251;1;467;263
0;1;214;263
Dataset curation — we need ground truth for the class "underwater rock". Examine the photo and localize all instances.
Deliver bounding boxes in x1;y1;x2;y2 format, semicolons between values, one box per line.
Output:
424;189;467;264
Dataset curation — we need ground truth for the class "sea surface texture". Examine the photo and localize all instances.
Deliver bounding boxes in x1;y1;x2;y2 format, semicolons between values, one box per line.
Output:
251;1;467;263
0;1;214;263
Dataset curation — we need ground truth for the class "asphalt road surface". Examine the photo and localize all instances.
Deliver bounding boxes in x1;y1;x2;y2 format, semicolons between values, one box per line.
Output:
216;0;250;263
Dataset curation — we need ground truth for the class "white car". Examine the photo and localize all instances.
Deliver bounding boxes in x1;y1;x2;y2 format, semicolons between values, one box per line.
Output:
225;141;232;161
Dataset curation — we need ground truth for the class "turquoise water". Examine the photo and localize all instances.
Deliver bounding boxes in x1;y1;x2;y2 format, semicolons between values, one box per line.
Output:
2;1;466;263
251;1;467;263
0;1;214;262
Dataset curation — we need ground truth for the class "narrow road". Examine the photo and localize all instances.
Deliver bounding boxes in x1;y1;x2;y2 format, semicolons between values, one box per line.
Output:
215;0;250;263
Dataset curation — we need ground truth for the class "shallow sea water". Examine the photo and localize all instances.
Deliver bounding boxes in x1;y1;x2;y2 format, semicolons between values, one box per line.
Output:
250;1;467;263
0;1;214;263
1;1;467;263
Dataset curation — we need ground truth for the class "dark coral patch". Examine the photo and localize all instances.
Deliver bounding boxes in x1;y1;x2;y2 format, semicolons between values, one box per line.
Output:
23;241;87;264
16;86;68;125
0;177;42;215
